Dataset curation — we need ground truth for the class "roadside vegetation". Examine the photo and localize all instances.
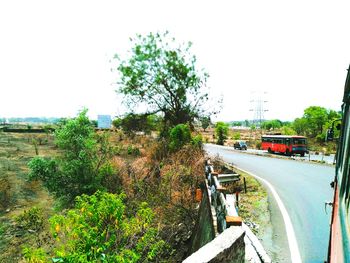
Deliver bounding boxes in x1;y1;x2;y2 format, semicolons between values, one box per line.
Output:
0;32;218;262
201;105;340;155
2;30;335;262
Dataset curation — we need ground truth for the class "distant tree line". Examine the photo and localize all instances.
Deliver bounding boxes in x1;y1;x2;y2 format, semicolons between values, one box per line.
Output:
292;106;341;141
226;106;341;142
0;117;61;124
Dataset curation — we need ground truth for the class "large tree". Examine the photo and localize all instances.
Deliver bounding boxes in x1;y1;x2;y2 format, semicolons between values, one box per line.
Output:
113;113;160;135
303;106;328;136
261;119;282;130
293;117;308;135
116;32;215;131
200;116;211;131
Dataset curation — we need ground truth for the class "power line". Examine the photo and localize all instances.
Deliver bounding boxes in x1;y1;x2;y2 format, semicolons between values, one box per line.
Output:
249;91;268;127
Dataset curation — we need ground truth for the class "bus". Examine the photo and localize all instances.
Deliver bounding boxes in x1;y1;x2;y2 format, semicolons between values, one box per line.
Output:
327;65;350;262
261;135;308;156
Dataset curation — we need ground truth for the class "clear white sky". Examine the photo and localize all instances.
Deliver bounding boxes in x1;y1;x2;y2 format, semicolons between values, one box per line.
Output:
1;0;349;121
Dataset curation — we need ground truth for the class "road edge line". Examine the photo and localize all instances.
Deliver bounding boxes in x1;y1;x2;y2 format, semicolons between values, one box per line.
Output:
229;164;302;263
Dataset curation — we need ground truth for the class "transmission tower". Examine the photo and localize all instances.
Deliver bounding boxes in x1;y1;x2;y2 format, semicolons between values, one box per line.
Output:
249;91;268;128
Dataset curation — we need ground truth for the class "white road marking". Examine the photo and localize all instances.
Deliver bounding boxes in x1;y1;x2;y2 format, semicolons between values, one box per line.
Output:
231;164;302;263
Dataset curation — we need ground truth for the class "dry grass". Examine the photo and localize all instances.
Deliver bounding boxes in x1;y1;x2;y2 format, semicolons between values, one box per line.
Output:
0;132;55;262
109;140;206;261
0;130;206;262
201;127;263;148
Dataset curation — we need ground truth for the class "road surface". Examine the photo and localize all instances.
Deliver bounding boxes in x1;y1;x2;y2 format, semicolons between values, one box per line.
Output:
205;144;334;263
245;148;336;165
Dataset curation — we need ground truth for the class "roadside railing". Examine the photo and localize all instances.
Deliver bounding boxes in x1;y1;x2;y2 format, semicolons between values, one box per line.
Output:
203;159;271;263
205;159;242;235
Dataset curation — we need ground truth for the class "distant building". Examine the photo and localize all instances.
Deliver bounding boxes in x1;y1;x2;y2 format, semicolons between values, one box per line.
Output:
97;115;112;129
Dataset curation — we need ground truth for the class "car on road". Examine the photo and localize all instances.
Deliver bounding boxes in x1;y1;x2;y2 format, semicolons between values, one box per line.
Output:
233;141;247;150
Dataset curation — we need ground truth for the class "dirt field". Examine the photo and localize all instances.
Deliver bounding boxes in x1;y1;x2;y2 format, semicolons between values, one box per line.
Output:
0;132;56;262
201;127;262;148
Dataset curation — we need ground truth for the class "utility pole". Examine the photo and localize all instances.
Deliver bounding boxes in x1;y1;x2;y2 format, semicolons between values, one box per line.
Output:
249;91;268;131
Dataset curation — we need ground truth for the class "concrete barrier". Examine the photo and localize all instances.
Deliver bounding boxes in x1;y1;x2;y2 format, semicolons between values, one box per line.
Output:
183;226;245;263
185;160;271;262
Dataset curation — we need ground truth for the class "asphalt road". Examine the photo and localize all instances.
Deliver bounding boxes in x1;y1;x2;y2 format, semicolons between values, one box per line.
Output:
245;148;336;165
205;144;334;263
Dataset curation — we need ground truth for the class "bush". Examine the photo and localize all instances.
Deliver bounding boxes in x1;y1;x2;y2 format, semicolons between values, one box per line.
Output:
215;122;228;145
113;113;160;135
316;133;326;143
28;110;114;205
113;145;123;155
256;141;262;150
233;132;241;140
191;134;203;148
28;157;58;182
22;246;47;263
0;177;11;210
127;145;141;156
49;191;167;262
281;126;296;135
15;207;44;231
169;124;191;151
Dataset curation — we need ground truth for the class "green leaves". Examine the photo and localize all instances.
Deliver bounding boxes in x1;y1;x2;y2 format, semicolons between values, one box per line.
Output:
261;119;282;130
200;116;211;131
115;32;212;131
215;122;229;145
113;113;160;135
22;246;47;263
48;191;166;262
28;157;58;182
15;207;44;231
28;110;114;206
292;106;341;137
169;124;191;152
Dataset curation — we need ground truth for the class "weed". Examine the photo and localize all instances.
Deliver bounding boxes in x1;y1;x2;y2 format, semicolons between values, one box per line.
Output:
127;145;141;156
22;246;47;263
233;132;241;140
0;221;6;237
113;145;123;155
32;139;39;155
256;141;262;150
15;207;44;231
0;177;11;209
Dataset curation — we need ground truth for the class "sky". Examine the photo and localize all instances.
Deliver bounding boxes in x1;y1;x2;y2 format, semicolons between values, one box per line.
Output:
1;0;350;122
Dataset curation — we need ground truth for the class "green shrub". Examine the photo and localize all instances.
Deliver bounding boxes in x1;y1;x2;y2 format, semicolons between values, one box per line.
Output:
281;126;296;135
256;141;262;150
215;122;229;145
113;145;123;155
28;157;58;185
22;246;47;263
0;222;6;237
15;207;44;231
0;177;11;209
28;110;114;206
233;132;241;140
169;124;191;151
316;133;326;143
49;191;167;262
191;134;203;148
127;145;141;156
